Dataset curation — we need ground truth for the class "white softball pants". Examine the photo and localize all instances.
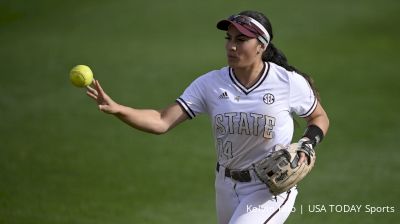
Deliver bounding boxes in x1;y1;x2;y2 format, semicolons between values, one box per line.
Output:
215;165;298;224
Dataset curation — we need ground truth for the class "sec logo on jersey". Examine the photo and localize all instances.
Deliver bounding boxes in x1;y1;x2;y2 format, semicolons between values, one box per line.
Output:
263;93;275;104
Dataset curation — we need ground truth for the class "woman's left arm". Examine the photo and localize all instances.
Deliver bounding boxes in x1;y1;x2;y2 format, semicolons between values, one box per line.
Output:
304;102;329;135
298;102;330;165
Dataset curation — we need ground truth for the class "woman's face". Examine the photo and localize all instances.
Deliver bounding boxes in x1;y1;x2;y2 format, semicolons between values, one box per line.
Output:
225;25;264;69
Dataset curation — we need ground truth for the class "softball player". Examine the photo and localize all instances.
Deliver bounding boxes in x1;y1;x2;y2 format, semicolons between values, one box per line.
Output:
87;10;329;224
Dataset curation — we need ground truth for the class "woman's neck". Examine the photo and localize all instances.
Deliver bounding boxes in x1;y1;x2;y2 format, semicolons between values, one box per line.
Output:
232;60;266;88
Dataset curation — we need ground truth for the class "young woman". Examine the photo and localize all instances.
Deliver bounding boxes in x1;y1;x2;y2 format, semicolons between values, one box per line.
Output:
87;10;329;224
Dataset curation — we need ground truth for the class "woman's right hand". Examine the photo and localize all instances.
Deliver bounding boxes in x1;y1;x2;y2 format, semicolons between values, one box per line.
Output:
86;80;121;114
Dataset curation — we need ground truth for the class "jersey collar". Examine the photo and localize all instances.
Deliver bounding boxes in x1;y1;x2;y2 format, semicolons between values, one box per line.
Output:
229;62;270;95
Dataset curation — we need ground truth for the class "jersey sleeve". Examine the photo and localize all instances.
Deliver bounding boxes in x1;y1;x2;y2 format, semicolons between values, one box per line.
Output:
289;72;317;118
176;75;208;119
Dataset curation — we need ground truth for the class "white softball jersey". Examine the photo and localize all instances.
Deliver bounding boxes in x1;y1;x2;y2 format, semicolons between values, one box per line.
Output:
177;62;317;170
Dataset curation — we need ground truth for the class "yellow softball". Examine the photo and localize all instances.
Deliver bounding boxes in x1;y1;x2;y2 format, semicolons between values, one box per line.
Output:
69;65;93;87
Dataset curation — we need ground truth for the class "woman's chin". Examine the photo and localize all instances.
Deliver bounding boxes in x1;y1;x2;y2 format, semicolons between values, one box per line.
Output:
227;59;239;68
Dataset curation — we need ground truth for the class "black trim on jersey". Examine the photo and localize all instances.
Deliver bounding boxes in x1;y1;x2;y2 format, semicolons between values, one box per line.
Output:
176;98;195;119
264;190;292;224
176;100;193;119
229;62;270;95
299;97;317;118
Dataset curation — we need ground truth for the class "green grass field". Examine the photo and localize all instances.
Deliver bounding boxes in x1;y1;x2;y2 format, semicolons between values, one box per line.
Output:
1;0;399;223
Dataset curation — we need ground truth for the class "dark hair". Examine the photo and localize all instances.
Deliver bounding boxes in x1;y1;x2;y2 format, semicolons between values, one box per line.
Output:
239;10;320;100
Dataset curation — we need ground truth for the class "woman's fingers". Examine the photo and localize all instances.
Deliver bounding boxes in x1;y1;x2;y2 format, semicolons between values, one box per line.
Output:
95;80;106;97
86;90;98;100
87;80;118;114
86;85;99;101
86;86;97;95
297;152;307;166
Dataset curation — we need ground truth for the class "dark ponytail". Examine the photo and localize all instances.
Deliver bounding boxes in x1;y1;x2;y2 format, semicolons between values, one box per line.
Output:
263;43;320;100
240;10;320;101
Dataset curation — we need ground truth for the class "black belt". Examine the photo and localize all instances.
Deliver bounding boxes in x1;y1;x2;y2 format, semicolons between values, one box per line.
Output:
216;162;251;182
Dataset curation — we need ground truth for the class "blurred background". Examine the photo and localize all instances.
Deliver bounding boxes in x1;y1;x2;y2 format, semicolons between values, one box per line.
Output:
0;0;399;223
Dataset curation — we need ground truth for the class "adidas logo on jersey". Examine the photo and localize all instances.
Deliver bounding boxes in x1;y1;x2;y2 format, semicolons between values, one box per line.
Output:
218;91;229;99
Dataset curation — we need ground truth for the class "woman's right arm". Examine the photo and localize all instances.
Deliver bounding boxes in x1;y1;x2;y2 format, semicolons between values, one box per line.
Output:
86;80;188;135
